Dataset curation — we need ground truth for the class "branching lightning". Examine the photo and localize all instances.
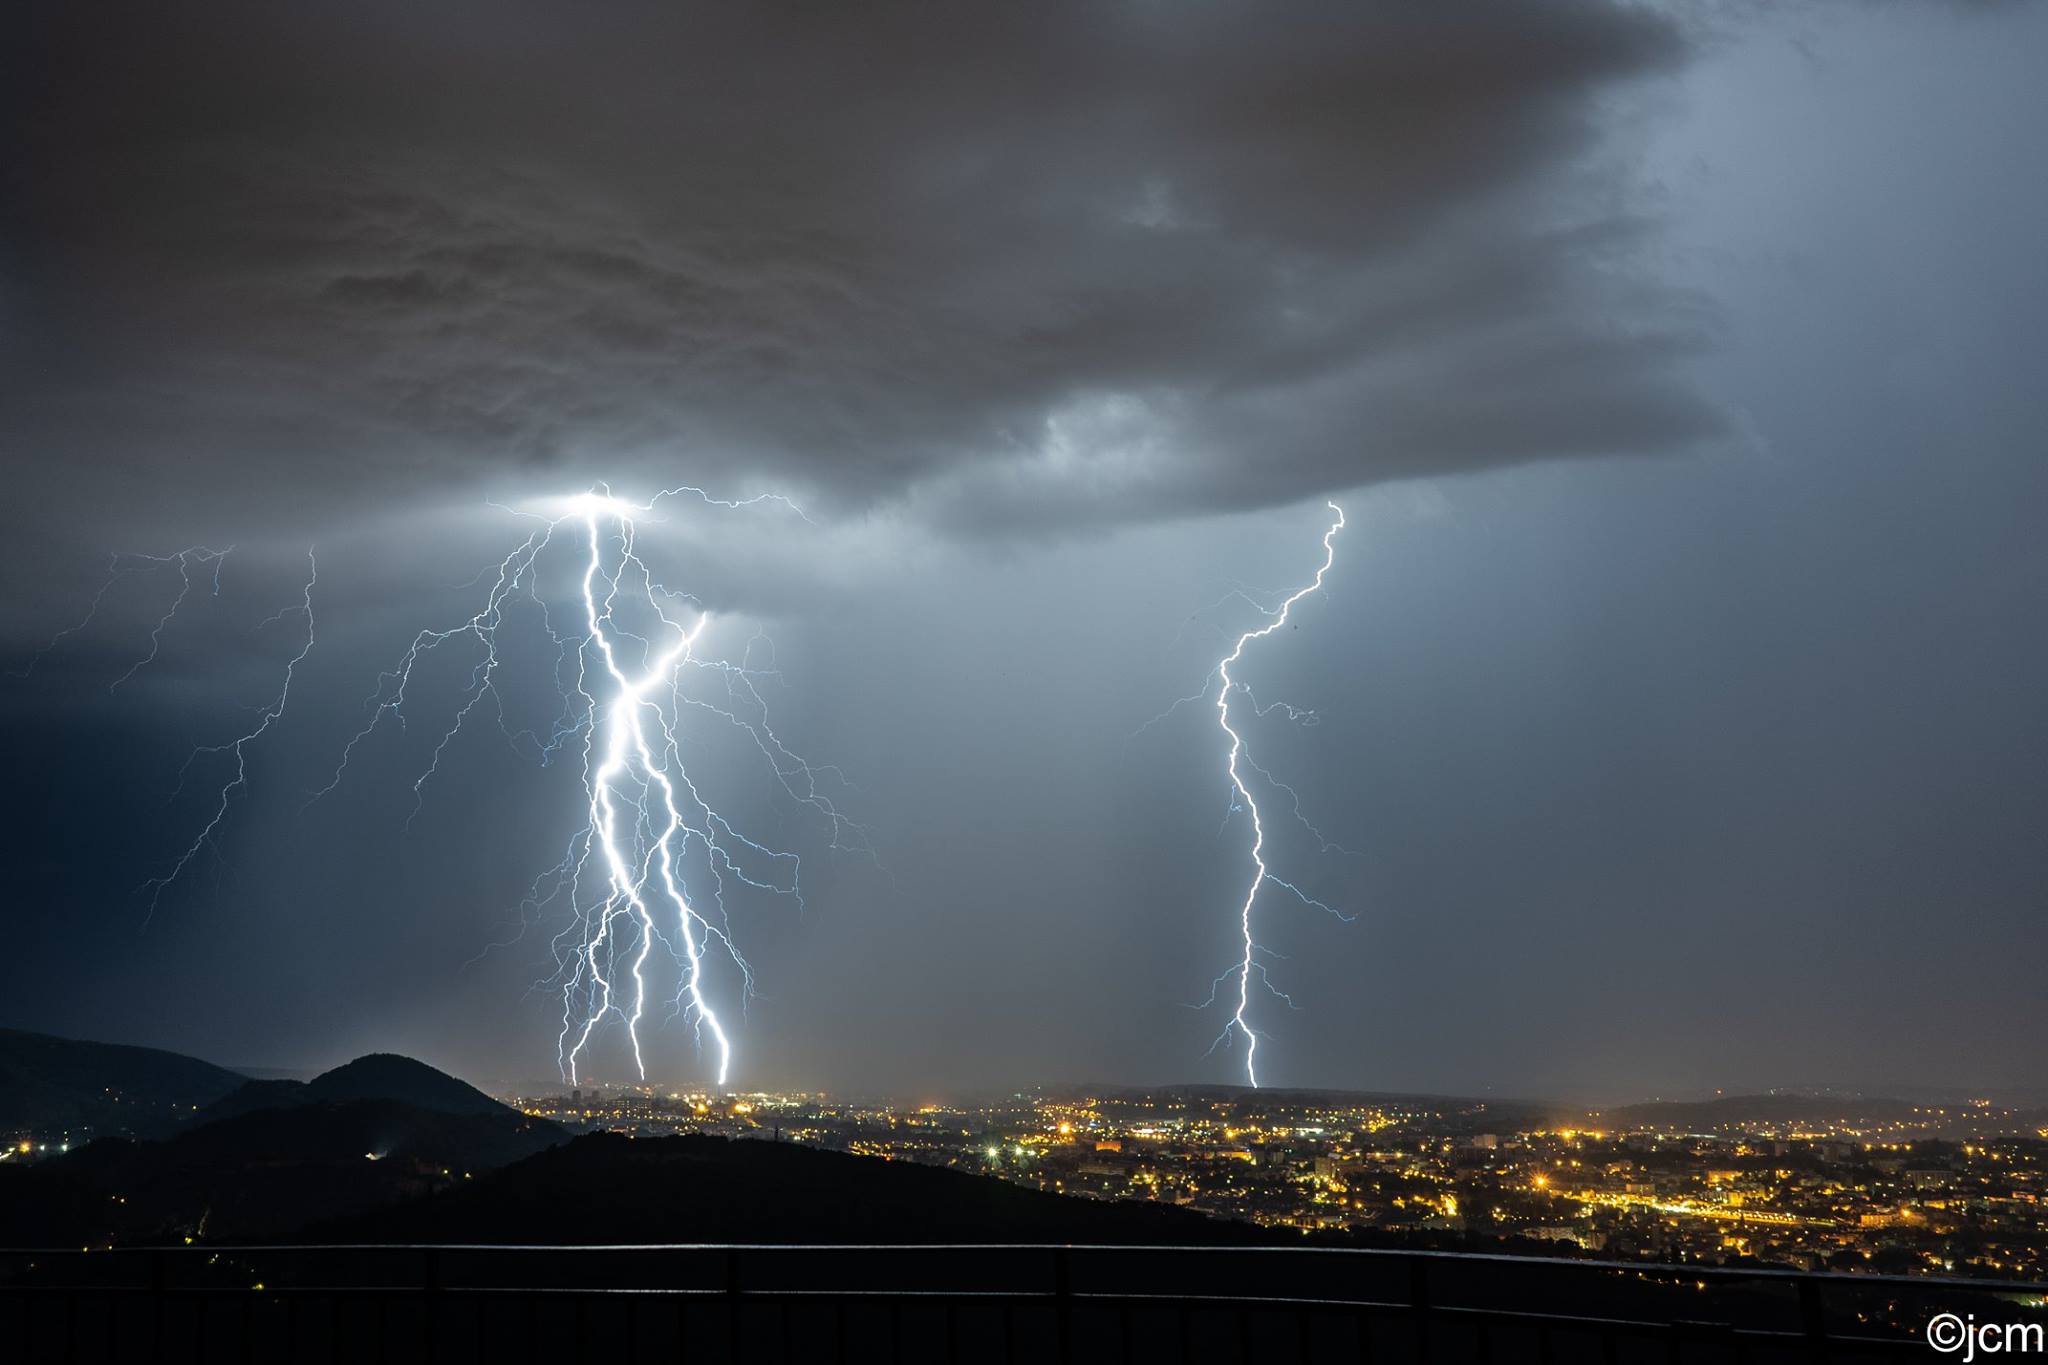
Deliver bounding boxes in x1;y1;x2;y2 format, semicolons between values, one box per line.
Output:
1169;502;1348;1088
308;486;860;1087
10;543;318;916
17;486;851;1089
10;546;233;687
144;551;318;919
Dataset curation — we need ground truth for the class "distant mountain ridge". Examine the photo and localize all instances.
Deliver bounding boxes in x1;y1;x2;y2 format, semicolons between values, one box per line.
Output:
0;1028;516;1136
1588;1091;2048;1131
1597;1093;1908;1126
1062;1083;1555;1132
0;1028;247;1132
0;1031;563;1244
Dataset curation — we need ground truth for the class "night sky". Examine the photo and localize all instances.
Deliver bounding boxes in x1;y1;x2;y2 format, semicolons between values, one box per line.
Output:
4;2;2044;1100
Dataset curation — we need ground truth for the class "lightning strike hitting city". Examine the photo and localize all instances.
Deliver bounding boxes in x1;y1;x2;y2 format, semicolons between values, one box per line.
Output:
1209;502;1347;1088
312;486;858;1087
17;486;854;1089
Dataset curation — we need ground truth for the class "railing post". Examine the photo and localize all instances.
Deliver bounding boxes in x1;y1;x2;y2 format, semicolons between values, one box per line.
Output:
151;1248;167;1365
725;1247;742;1359
1053;1246;1074;1365
1796;1276;1831;1365
422;1246;440;1364
1409;1257;1432;1365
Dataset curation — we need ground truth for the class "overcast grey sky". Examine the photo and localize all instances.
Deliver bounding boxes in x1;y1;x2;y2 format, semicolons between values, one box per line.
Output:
4;1;2044;1100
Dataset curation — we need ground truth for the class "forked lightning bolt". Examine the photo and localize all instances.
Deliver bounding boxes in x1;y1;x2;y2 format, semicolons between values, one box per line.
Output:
310;486;858;1087
1184;502;1347;1088
18;488;849;1089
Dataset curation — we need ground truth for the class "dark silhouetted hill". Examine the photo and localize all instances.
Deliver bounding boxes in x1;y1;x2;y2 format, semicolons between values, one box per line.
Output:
0;1098;564;1244
201;1052;512;1123
326;1132;1267;1245
196;1078;309;1122
301;1053;510;1115
0;1027;246;1133
0;1034;560;1244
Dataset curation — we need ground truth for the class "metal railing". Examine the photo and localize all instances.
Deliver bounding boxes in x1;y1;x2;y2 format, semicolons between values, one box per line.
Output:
1;1241;2032;1363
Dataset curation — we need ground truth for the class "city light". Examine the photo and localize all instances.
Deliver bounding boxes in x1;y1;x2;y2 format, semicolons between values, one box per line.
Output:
500;1083;2047;1280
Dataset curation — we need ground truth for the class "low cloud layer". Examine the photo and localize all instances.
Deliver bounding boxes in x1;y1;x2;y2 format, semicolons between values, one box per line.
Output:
11;1;1717;540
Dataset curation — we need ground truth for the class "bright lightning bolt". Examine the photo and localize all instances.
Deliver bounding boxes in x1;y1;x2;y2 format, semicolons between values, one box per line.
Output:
1205;502;1346;1088
309;484;858;1089
17;485;849;1090
561;507;732;1084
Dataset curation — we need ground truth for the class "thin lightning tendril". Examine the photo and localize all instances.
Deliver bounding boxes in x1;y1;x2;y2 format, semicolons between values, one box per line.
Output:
110;548;233;693
1209;502;1345;1088
10;547;233;685
142;551;319;920
10;544;317;917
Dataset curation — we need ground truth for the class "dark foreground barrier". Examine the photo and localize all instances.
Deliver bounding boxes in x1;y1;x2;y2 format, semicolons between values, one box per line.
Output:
1;1242;2037;1363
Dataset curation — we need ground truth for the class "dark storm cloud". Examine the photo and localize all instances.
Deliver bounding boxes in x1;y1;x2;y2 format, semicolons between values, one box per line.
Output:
10;0;1714;538
5;0;2046;1101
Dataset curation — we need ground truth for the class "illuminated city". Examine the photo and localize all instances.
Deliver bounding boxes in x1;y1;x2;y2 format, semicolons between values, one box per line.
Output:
510;1084;2048;1282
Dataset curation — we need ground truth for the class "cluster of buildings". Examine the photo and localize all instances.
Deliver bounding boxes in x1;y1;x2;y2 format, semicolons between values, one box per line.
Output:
514;1084;2048;1281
